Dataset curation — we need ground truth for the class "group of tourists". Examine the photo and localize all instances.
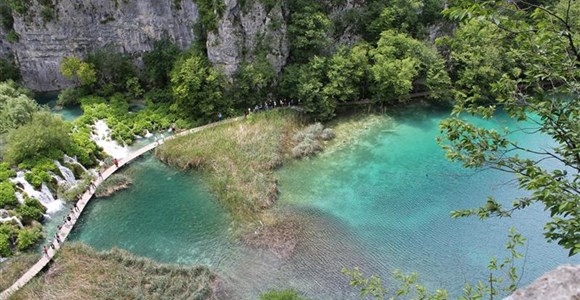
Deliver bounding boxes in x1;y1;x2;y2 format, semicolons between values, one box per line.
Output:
252;99;296;113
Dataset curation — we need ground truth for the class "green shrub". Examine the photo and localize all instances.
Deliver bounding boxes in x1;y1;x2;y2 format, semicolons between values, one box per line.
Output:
0;181;18;208
5;29;19;42
291;123;333;158
16;226;42;251
16;198;46;225
3;112;72;165
79;95;107;109
56;87;83;107
17;157;57;172
0;55;20;81
259;289;307;300
16;204;44;225
0;233;11;257
24;168;52;189
0;163;16;181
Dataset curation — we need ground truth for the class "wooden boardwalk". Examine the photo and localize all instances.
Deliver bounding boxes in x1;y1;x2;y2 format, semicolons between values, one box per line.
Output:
0;117;242;300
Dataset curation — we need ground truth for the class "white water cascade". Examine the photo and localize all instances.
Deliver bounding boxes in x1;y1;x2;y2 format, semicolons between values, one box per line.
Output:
54;160;76;185
48;171;66;186
91;120;129;159
14;192;25;205
0;209;24;229
144;129;154;138
10;172;64;213
63;154;88;173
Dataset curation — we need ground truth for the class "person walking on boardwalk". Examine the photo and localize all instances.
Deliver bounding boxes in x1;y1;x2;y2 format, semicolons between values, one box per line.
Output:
97;170;103;179
42;245;48;257
113;158;119;168
55;233;61;243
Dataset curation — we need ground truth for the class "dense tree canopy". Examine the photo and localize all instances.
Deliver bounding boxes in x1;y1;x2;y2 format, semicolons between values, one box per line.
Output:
60;57;97;86
170;53;228;121
439;0;580;255
0;81;39;134
3;111;72;165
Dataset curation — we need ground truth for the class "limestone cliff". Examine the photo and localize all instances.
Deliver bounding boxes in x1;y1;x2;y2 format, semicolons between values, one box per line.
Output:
2;0;358;91
206;0;288;77
5;0;198;91
2;0;291;91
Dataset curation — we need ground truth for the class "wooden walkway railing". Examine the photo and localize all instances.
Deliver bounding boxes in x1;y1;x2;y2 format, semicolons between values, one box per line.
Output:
0;117;242;300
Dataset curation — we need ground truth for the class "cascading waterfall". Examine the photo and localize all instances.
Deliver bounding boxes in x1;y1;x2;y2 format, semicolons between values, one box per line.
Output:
54;160;76;185
0;209;24;229
144;130;154;138
14;192;25;205
63;154;88;173
10;172;64;213
91;119;129;159
48;171;66;186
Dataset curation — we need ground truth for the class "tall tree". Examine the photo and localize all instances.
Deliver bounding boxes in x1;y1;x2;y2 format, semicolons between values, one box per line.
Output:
59;57;97;86
170;54;227;121
439;0;580;255
0;80;39;134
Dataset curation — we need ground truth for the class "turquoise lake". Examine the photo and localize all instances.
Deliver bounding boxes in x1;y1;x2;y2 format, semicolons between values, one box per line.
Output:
69;106;579;299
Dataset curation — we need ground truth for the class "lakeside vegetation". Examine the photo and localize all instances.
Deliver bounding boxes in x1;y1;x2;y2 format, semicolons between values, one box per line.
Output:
10;243;218;300
157;109;335;221
0;253;39;291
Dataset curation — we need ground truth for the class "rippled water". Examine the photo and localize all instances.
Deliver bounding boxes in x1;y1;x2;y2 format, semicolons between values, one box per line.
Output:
70;107;579;299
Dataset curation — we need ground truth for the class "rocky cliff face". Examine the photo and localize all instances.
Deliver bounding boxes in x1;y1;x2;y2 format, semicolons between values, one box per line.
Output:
3;0;291;91
206;0;288;77
6;0;198;91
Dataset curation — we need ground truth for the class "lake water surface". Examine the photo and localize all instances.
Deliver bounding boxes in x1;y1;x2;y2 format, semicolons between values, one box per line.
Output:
70;107;579;299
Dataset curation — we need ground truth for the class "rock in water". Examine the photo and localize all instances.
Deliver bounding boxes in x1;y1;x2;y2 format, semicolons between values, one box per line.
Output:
504;264;580;300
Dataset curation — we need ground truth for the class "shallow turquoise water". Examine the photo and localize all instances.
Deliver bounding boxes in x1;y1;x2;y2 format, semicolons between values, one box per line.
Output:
35;93;82;121
70;107;579;299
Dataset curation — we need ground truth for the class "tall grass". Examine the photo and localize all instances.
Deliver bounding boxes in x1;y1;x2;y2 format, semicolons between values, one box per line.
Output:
0;253;40;291
95;174;132;197
12;243;217;300
156;110;303;221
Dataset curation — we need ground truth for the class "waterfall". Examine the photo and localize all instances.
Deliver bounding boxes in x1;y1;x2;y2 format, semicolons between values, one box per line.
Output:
14;192;25;205
0;209;24;229
9;172;64;213
63;154;88;173
91;119;130;159
54;160;76;185
48;171;66;186
144;130;154;138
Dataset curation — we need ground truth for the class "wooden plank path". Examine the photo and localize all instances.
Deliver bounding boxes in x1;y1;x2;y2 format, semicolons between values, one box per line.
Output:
0;117;242;300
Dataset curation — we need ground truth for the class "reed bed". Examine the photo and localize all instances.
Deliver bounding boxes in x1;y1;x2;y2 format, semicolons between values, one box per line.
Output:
12;243;217;300
156;110;303;221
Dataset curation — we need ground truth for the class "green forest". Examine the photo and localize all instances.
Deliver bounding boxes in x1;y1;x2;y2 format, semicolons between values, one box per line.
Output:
0;0;578;298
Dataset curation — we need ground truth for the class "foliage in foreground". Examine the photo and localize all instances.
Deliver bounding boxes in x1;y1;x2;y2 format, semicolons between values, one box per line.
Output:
439;0;580;256
12;243;217;300
343;228;526;299
157;110;303;221
260;288;308;300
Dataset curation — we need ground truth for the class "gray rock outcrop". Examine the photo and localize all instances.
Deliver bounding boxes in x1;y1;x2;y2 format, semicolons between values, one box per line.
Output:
504;264;580;300
8;0;199;91
2;0;361;91
206;0;288;77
